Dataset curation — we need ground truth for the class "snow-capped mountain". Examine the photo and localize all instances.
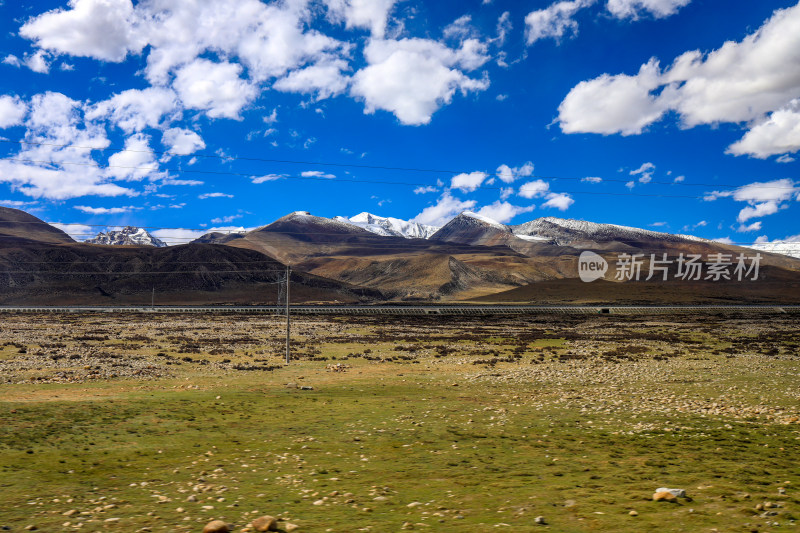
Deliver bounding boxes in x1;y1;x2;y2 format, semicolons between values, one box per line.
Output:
749;241;800;259
429;211;512;246
511;217;706;246
85;226;167;247
336;212;439;239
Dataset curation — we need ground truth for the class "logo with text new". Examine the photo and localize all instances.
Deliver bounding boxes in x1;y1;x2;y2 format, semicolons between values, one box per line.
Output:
579;251;608;282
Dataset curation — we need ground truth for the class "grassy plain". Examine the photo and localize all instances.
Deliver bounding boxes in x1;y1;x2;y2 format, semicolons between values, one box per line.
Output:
0;312;799;532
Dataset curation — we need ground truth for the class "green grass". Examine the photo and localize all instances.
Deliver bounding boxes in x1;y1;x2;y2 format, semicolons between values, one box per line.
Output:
1;313;799;531
1;365;799;532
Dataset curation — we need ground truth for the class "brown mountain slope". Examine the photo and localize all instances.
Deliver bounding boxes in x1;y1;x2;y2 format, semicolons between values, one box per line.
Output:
469;268;800;305
0;206;74;244
213;211;554;300
0;239;382;305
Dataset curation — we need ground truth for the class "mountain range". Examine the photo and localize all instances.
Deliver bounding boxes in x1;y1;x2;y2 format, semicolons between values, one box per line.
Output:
86;226;167;247
3;206;800;305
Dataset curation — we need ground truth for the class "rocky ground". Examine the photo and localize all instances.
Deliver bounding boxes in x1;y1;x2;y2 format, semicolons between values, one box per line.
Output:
0;312;798;531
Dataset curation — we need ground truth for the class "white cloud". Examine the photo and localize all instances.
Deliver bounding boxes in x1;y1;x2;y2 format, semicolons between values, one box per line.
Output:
351;37;490;125
24;50;51;73
414;185;438;194
712;236;733;245
151;225;248;246
0;199;36;208
85;87;179;133
443;15;478;42
496;161;534;183
704;178;799;223
737;201;781;223
541;192;574;210
162;127;205;155
106;133;159;181
0;96;27;128
630;161;655;183
625;180;636;189
140;0;345;84
727;100;800;158
732;178;798;204
558;4;800;153
412;192;476;227
252;174;285;184
674;175;685;182
606;0;692;19
582;176;602;183
19;0;487;132
0;92;134;200
2;54;21;67
559;59;666;135
301;170;336;179
49;222;95;241
518;179;550;199
211;214;243;224
273;58;350;100
74;205;138;214
451;171;488;192
324;0;398;38
263;109;278;124
20;0;144;62
173;59;257;119
477;201;535;223
737;221;763;232
162;178;203;186
525;0;594;45
682;220;707;232
198;192;233;199
495;11;512;47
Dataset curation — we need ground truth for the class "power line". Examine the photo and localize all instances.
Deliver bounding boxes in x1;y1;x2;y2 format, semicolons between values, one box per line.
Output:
1;141;797;191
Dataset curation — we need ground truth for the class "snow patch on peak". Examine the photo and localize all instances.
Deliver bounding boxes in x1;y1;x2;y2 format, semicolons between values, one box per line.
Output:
749;241;800;259
512;217;705;245
340;212;439;239
85;226;167;247
461;211;506;229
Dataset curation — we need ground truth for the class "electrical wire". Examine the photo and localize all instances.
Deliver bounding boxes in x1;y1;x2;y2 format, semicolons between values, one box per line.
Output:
1;143;797;191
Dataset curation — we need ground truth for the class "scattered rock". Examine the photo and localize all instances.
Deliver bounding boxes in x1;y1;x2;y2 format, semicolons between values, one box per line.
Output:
284;524;300;532
251;515;278;532
652;491;678;503
202;520;231;533
534;516;546;525
407;502;422;508
300;386;314;391
656;487;686;498
186;495;198;502
629;510;638;517
286;383;298;389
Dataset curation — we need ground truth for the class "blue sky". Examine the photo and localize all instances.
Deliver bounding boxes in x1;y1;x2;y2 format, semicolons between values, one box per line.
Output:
0;0;798;246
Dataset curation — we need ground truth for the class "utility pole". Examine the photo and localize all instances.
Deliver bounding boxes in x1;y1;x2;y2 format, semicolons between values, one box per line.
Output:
285;266;291;364
151;286;154;310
